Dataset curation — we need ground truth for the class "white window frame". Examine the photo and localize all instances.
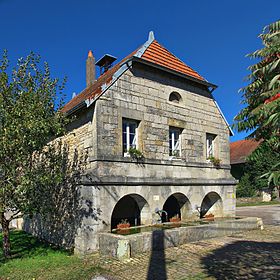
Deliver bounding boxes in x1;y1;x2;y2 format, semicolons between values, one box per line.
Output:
169;127;182;158
206;133;216;159
123;119;138;157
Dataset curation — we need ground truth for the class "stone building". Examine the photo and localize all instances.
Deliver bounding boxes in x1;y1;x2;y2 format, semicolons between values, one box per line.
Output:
25;32;236;254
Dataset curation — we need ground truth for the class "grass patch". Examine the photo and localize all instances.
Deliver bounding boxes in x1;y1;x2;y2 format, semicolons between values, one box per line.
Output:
236;200;280;207
0;230;105;280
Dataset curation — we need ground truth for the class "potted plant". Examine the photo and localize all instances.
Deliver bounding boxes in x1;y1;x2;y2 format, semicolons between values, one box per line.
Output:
128;147;144;161
170;215;181;223
207;156;221;167
117;219;130;230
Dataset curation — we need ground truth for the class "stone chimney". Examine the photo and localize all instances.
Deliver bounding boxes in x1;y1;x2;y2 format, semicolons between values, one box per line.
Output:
86;50;95;87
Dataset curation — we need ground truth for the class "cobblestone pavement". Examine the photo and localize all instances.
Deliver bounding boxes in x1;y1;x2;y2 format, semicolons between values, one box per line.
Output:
91;226;280;280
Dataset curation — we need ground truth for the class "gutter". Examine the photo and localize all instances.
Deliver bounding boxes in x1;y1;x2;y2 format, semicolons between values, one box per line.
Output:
64;101;86;117
85;60;133;108
65;60;133;117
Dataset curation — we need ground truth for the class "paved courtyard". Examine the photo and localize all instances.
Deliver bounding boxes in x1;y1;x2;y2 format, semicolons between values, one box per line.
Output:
91;224;280;280
236;204;280;225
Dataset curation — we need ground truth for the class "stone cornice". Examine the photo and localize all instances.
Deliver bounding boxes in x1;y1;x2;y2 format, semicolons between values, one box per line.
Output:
88;155;231;170
81;174;236;186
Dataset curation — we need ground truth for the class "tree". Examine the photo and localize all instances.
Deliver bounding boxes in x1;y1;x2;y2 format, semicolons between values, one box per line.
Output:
0;51;67;257
234;20;280;186
237;142;280;197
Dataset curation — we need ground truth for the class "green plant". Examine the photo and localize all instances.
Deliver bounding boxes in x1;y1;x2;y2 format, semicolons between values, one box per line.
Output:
128;147;144;160
207;156;221;167
0;51;67;257
243;142;280;194
171;150;180;157
236;173;257;198
233;20;280;185
120;219;129;224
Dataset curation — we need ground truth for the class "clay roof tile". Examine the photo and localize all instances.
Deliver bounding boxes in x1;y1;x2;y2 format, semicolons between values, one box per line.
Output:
230;139;261;164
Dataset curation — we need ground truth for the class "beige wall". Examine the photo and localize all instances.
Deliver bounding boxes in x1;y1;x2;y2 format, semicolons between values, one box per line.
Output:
94;65;230;164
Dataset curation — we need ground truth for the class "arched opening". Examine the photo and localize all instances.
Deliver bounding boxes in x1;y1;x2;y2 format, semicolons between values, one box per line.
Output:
169;92;182;103
200;192;223;218
162;193;191;222
111;194;150;230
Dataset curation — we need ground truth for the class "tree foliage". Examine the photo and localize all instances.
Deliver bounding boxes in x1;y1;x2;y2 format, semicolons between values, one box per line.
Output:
234;20;280;186
234;20;280;140
237;142;280;197
0;51;67;257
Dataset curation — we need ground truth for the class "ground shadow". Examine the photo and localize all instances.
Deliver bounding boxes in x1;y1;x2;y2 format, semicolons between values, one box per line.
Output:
201;240;280;279
22;141;101;250
147;230;167;280
0;230;68;263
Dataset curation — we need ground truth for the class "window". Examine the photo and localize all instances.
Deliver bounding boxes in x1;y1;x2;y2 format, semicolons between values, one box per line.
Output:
206;133;216;158
123;119;138;156
169;92;182;103
169;127;182;157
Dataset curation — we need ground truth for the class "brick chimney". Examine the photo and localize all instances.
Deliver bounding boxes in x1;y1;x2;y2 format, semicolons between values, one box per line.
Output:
86;50;95;87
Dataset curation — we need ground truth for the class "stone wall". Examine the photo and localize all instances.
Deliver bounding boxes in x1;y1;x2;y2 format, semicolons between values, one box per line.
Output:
95;64;230;164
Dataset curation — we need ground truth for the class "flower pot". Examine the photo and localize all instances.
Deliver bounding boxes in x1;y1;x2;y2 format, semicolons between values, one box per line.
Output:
204;214;214;221
170;217;181;223
117;223;130;229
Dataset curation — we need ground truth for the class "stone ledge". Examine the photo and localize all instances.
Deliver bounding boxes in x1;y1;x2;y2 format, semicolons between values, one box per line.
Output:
88;155;231;169
81;174;237;186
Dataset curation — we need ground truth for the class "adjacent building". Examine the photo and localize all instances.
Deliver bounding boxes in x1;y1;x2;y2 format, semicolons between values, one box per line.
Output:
230;139;261;180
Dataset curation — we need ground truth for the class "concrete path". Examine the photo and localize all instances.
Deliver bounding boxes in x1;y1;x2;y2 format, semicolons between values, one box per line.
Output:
236;204;280;225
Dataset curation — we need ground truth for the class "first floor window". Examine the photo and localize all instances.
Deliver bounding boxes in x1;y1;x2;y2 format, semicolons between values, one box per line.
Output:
169;127;182;157
206;133;216;158
123;119;138;155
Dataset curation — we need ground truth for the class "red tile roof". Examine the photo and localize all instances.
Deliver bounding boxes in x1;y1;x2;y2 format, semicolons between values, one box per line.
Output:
63;38;205;114
230;139;261;164
141;40;205;81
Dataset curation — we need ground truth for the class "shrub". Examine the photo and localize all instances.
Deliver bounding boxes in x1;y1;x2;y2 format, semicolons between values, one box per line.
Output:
236;173;257;197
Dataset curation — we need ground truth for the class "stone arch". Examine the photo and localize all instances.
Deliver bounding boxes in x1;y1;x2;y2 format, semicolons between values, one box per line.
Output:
111;193;150;230
200;191;223;218
169;91;182;103
162;192;191;222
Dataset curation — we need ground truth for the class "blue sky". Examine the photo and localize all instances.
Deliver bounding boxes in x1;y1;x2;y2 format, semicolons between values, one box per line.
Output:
1;0;279;141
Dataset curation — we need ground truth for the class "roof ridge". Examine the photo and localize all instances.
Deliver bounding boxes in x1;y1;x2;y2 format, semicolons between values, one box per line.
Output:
134;31;155;58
